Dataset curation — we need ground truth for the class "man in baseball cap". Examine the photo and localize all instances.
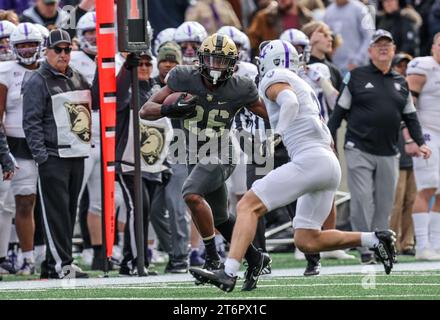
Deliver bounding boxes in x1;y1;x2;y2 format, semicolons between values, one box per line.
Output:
370;29;394;46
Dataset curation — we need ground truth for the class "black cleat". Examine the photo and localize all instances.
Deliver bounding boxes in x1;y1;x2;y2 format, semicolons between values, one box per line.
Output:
371;230;397;275
194;258;223;285
241;253;272;291
304;254;321;276
189;267;237;293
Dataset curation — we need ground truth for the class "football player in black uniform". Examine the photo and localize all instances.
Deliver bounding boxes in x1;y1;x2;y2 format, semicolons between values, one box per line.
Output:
140;34;270;291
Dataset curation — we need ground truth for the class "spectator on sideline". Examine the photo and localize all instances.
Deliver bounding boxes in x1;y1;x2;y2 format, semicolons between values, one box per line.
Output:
185;0;242;35
328;30;430;264
324;0;374;74
247;0;313;55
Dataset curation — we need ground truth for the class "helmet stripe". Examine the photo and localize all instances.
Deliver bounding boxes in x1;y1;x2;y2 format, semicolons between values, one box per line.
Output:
24;23;29;37
229;28;234;38
289;30;294;43
187;24;192;37
0;23;4;33
282;41;289;68
215;34;223;51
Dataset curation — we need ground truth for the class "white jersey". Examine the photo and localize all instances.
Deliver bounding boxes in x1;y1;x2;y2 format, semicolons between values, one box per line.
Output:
235;61;258;80
259;68;332;157
299;63;332;123
0;61;32;138
70;50;96;86
407;56;440;133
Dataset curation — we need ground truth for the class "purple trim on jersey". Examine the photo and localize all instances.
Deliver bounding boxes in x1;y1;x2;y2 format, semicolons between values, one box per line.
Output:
282;41;289;68
93;13;96;23
0;23;4;34
24;23;30;38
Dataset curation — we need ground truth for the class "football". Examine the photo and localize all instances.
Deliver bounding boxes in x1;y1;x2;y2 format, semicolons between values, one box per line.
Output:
163;92;193;105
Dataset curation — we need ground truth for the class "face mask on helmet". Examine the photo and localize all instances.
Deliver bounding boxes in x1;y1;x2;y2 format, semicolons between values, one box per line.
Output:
14;42;40;65
180;41;200;65
80;29;97;55
197;34;237;85
0;37;14;61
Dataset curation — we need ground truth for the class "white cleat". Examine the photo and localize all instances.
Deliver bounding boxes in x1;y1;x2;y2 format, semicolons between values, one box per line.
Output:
16;259;35;276
321;250;356;260
81;248;94;266
415;248;440;261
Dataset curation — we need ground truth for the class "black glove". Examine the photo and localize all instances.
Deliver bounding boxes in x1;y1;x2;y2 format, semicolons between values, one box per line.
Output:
161;94;198;119
124;53;140;70
259;133;282;158
0;152;15;175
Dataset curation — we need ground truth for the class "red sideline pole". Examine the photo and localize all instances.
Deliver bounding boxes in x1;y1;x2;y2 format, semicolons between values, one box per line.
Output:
95;1;117;264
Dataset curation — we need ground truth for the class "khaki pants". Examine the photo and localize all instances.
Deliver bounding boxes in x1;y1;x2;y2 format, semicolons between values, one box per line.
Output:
390;169;416;252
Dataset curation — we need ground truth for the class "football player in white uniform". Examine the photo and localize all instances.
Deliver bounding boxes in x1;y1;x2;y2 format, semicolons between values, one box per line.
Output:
0;22;42;275
190;40;397;292
407;32;440;260
0;20;16;62
174;21;208;66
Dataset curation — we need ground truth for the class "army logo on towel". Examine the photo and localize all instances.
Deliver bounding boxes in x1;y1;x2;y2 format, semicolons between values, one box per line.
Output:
64;102;91;143
140;123;165;165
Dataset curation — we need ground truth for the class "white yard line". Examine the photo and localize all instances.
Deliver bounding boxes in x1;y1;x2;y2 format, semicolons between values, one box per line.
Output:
1;261;439;291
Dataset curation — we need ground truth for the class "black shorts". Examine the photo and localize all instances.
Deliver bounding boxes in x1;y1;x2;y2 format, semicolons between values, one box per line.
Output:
182;162;235;225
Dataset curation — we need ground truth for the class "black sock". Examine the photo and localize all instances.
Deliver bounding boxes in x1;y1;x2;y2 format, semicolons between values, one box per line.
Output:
216;215;261;266
203;237;220;261
92;245;103;259
0;257;5;263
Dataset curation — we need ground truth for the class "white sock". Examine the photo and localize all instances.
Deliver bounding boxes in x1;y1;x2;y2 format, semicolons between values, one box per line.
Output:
34;245;46;257
360;232;379;248
0;211;13;258
22;250;34;262
118;232;124;247
429;212;440;250
215;235;225;252
412;213;430;250
224;258;241;277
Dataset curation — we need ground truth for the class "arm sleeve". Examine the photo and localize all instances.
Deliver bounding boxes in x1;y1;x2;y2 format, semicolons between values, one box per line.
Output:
274;89;299;136
0;125;10;158
401;93;425;146
91;66;100;109
22;73;49;165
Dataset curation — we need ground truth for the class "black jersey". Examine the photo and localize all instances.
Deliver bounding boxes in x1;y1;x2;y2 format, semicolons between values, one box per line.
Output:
166;65;259;161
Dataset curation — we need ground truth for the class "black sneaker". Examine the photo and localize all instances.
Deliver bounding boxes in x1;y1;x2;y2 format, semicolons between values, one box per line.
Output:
189;267;237;293
361;252;377;264
371;230;396;275
304;254;321;276
164;260;188;274
194;258;223;285
241;253;272;291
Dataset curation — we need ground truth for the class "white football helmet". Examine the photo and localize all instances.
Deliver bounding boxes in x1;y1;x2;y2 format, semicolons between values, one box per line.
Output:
217;26;251;62
153;28;176;56
258;40;300;78
0;20;17;61
174;21;207;44
279;29;311;64
174;21;207;65
10;23;42;65
77;11;97;54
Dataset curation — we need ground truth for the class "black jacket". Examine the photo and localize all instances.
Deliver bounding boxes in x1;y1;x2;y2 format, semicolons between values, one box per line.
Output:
376;11;419;56
328;62;424;156
22;61;91;164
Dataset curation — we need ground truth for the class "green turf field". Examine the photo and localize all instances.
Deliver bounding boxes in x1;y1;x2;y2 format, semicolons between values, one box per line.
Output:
1;253;439;300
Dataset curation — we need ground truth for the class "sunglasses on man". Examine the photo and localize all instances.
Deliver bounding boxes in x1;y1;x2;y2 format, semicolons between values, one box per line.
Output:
51;46;72;54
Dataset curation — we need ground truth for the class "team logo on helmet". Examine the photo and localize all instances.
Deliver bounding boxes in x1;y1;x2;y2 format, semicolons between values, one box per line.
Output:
64;101;91;143
140;124;165;165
